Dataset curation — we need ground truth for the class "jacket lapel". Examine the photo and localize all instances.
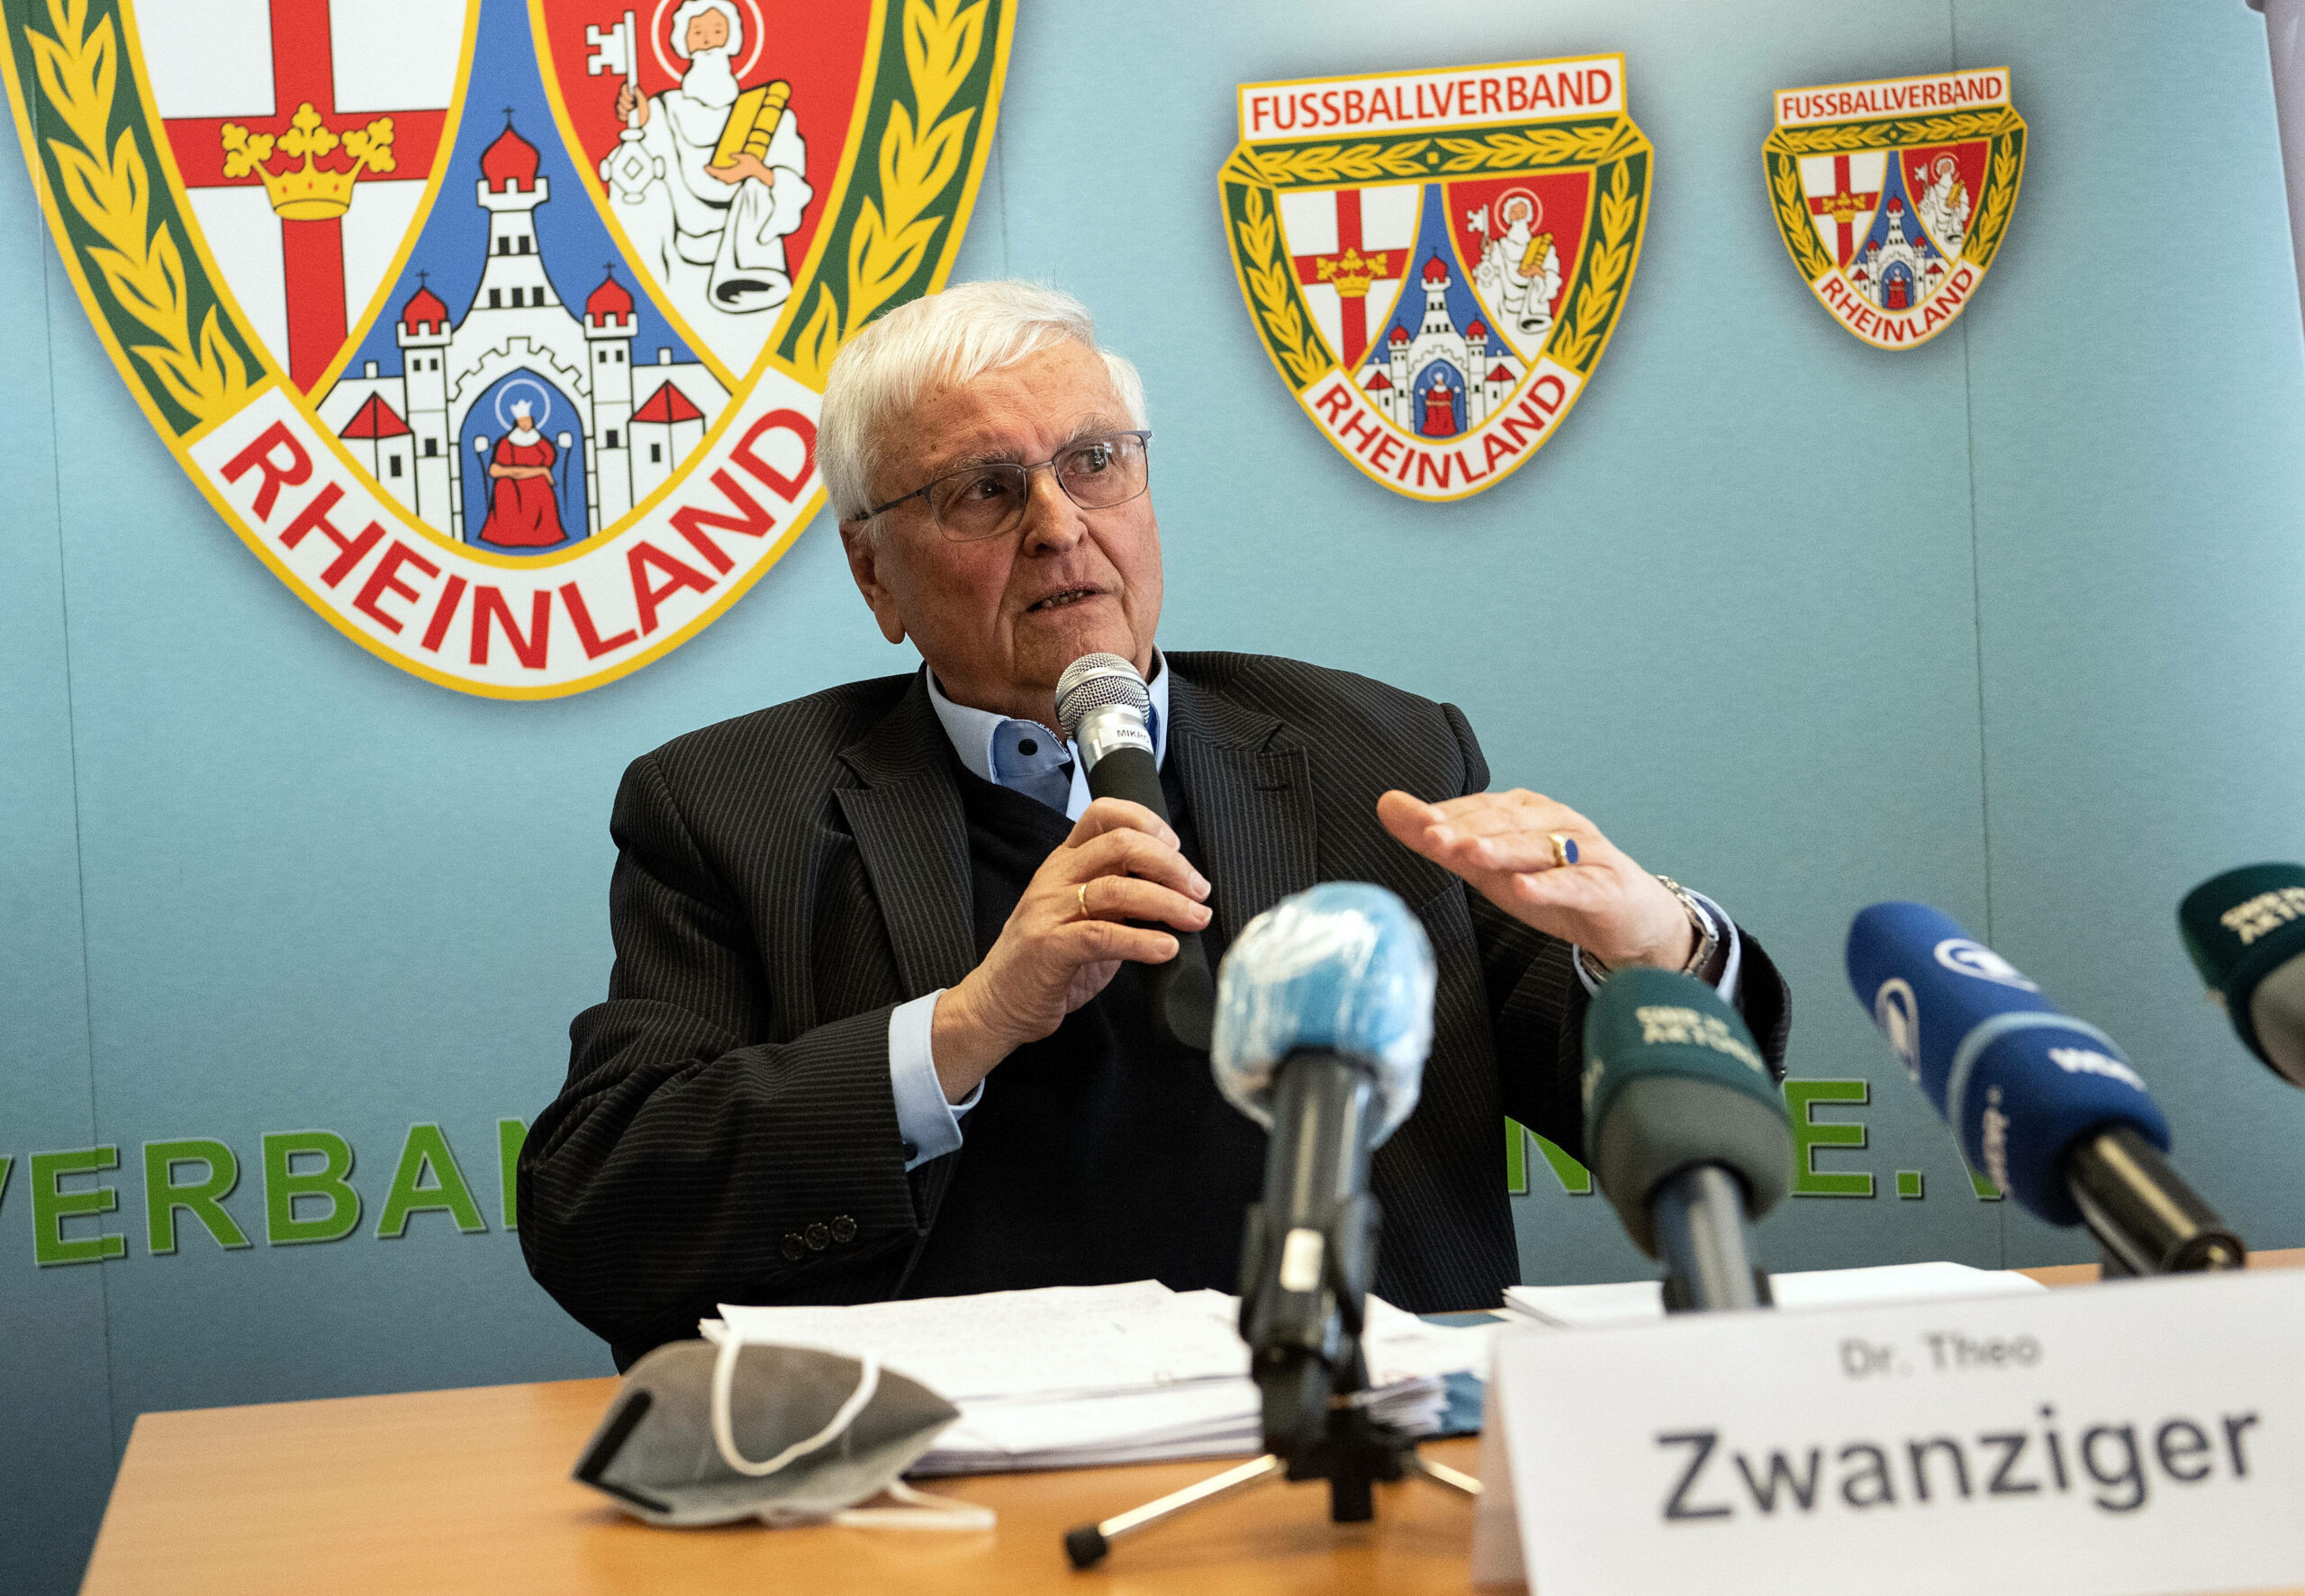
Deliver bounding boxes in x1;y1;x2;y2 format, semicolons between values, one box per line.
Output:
831;663;1324;987
1167;667;1319;946
834;671;979;999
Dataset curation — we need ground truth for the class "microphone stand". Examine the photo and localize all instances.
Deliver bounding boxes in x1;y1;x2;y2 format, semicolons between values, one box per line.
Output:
1062;1192;1478;1569
1653;1166;1774;1312
1060;1366;1481;1570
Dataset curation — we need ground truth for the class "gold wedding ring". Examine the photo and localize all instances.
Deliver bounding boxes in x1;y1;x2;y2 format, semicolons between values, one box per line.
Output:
1077;881;1093;919
1548;832;1580;869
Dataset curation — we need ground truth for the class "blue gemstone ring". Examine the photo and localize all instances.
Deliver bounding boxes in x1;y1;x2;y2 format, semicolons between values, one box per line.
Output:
1549;833;1579;868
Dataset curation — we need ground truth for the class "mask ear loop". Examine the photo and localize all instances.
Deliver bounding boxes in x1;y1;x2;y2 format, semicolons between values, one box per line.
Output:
710;1337;882;1477
830;1479;995;1530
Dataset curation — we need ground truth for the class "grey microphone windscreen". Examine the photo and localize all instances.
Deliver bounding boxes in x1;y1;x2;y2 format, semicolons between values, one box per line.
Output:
1053;653;1151;744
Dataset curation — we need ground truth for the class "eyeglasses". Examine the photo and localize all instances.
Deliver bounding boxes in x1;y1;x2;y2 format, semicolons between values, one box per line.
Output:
848;430;1152;542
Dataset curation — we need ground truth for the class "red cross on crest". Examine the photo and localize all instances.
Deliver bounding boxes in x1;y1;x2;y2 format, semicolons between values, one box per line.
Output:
158;0;450;392
1805;154;1882;268
1290;189;1404;371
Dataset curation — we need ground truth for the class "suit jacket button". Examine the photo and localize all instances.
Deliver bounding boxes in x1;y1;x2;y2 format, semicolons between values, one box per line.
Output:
902;1141;918;1161
805;1222;830;1251
829;1215;857;1244
780;1232;807;1261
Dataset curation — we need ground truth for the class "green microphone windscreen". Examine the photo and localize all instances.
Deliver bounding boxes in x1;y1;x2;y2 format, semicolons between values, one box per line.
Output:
2179;862;2305;1087
1581;967;1782;1131
1580;967;1790;1255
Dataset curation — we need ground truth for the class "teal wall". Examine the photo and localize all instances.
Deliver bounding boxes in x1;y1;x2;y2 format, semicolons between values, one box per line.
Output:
5;2;2304;1588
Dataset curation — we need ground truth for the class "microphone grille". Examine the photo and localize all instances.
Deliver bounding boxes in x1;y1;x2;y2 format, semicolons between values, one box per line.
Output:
1053;654;1151;744
1211;882;1434;1146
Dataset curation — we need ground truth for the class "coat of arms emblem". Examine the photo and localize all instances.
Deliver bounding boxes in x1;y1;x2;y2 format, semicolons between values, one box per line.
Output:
1219;56;1650;502
3;0;1012;696
1764;68;2025;349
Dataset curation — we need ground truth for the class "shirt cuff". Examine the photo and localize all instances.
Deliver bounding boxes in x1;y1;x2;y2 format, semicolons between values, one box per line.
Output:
888;990;981;1172
1569;891;1742;1005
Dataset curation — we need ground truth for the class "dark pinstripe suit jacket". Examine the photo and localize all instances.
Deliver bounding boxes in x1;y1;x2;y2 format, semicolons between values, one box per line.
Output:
520;653;1789;1362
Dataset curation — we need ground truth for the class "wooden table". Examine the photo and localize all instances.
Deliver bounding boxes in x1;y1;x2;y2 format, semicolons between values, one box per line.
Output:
80;1249;2305;1596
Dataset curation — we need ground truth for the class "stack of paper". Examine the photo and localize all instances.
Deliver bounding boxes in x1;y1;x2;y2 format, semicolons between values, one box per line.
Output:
1501;1259;2046;1329
703;1279;1494;1475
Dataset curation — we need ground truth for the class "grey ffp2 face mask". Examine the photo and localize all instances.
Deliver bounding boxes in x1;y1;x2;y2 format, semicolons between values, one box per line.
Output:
573;1336;987;1528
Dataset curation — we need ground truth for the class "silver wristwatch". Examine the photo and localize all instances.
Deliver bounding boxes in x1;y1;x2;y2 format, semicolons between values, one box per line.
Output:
1575;875;1719;985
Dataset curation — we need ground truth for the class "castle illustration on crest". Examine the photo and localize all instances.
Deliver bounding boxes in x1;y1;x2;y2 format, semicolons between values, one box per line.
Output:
1848;194;1948;312
1358;253;1526;439
317;120;728;552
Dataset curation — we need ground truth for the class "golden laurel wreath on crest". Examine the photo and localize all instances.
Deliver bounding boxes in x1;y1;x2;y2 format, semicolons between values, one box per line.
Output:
1222;113;1650;390
1222;165;1327;388
785;0;990;385
26;0;250;424
1762;106;2025;284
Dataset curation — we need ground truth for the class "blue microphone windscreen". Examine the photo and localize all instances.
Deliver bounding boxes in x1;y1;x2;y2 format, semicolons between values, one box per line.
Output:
1212;881;1433;1145
1845;902;2169;1226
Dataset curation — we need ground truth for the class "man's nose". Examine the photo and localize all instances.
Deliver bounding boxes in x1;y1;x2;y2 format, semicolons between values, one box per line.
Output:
1017;466;1086;555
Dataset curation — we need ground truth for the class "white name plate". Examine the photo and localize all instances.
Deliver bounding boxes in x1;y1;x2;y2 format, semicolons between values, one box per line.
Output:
1472;1268;2305;1596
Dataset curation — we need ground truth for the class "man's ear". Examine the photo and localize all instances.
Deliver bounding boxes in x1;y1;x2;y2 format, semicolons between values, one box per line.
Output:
839;522;908;645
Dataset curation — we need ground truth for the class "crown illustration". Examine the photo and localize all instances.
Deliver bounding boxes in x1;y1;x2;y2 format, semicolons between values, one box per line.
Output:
220;104;396;221
1316;247;1391;299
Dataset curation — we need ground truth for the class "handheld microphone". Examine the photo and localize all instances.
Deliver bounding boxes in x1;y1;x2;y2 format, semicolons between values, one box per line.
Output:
1055;653;1216;1051
1211;882;1433;1459
2179;863;2305;1089
1848;903;2245;1275
1581;969;1790;1311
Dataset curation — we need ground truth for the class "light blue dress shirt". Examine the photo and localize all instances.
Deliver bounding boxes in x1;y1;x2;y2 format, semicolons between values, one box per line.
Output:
882;655;1738;1169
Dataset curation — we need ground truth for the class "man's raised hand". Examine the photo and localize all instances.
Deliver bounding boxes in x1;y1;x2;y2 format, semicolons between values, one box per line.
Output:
1377;788;1695;971
930;798;1211;1103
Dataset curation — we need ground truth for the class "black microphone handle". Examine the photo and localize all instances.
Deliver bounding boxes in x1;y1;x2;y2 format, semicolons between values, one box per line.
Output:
1080;742;1215;1051
2062;1125;2246;1276
1236;1050;1380;1457
1650;1165;1773;1312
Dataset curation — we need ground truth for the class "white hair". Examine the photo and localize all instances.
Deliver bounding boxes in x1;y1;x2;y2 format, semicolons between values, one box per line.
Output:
670;0;742;59
820;279;1149;524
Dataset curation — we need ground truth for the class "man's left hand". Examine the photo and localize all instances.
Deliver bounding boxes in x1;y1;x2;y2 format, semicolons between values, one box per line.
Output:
1377;789;1695;971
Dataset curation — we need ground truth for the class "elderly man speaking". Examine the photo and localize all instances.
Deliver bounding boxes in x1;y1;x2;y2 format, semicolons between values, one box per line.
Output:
520;282;1787;1366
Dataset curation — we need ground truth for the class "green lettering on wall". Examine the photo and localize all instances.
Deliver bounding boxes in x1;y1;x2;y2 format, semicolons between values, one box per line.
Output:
376;1124;485;1239
1506;1119;1595;1196
0;1156;12;1223
1968;1165;2004;1201
263;1132;362;1245
498;1118;527;1231
1534;1134;1594;1195
143;1140;250;1254
1786;1079;1875;1197
32;1148;126;1266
